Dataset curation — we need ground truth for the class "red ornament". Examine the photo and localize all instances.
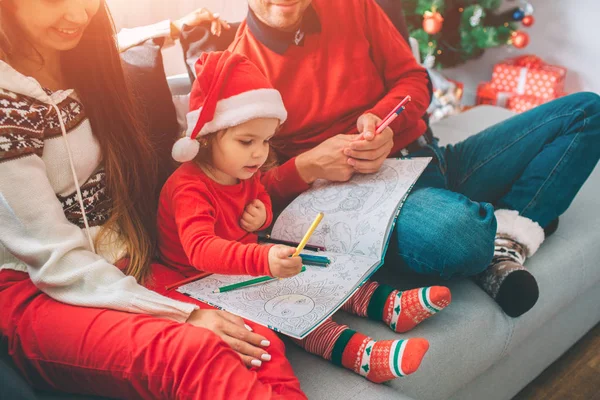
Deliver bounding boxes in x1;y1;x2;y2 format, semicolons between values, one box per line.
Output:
511;31;530;48
423;11;444;35
522;15;535;27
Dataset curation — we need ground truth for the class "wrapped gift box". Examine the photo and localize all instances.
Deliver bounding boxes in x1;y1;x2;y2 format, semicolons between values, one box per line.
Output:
507;93;566;113
476;82;514;108
490;55;567;100
476;55;568;113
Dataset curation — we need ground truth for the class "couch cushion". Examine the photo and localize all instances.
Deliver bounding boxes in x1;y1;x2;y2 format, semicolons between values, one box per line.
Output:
286;106;600;400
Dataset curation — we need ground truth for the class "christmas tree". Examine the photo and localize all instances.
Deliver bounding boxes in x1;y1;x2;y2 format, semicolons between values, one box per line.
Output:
402;0;535;69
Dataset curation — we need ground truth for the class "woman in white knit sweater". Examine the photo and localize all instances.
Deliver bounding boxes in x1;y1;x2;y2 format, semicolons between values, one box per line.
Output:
0;1;305;399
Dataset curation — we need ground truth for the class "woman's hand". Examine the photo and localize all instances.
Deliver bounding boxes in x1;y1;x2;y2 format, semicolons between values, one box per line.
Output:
172;8;231;38
186;309;272;368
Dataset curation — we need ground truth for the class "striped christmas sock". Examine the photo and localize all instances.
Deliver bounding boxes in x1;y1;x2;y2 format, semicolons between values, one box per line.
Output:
342;281;451;333
294;319;429;383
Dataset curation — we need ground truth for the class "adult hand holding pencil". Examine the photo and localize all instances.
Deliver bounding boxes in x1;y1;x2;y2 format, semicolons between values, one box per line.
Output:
346;96;411;173
356;95;411;141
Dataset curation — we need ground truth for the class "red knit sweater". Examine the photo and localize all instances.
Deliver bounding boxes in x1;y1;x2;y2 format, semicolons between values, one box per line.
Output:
229;0;431;206
157;162;273;277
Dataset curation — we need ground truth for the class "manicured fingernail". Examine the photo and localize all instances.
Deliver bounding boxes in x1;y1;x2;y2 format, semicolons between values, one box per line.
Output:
261;353;272;361
261;340;271;347
251;359;262;367
347;158;356;166
344;148;351;156
244;324;253;332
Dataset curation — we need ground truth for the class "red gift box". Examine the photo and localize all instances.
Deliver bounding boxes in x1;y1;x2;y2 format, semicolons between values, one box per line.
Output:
507;92;566;113
490;55;567;101
476;82;514;107
476;83;496;106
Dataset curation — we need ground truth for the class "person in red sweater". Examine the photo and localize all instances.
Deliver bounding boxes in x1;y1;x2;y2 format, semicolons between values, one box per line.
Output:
159;51;452;383
223;0;600;319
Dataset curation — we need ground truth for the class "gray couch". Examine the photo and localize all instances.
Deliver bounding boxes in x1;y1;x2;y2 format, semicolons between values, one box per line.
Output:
279;105;600;400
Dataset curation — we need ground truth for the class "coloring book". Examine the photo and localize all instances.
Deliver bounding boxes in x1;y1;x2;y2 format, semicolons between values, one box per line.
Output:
178;158;431;338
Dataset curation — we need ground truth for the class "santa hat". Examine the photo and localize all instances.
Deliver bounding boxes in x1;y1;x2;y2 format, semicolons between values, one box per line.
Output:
172;51;288;162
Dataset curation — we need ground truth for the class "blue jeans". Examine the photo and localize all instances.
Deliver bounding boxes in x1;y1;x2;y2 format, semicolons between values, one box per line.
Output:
390;92;600;279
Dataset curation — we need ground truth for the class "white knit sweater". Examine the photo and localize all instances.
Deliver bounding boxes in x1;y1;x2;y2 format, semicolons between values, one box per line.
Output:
0;22;197;322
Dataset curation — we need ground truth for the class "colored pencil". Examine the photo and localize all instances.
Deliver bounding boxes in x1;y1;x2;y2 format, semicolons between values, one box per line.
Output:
356;95;411;140
261;235;326;252
293;213;324;257
378;95;412;132
375;106;405;134
300;254;330;266
213;267;307;293
165;272;212;291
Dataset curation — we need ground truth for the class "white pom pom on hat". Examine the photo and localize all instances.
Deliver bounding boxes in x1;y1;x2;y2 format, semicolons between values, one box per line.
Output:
173;51;287;162
172;136;201;163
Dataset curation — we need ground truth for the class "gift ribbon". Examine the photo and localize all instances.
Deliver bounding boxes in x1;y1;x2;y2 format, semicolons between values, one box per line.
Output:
497;92;512;108
516;67;528;95
512;55;542;95
511;55;544;69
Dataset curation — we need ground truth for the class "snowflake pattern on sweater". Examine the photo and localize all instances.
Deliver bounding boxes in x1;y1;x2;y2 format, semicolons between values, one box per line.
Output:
57;169;111;228
0;89;111;228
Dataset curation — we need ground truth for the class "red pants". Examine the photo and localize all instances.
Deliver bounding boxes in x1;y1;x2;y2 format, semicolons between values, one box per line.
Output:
0;264;306;400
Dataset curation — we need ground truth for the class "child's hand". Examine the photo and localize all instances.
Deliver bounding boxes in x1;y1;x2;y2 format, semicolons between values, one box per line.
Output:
240;199;267;232
268;245;303;278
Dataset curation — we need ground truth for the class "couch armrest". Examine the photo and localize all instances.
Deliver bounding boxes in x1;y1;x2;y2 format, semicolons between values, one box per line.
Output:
167;73;193;95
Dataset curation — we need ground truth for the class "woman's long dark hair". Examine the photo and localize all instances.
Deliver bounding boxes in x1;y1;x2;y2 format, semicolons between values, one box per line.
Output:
1;2;158;283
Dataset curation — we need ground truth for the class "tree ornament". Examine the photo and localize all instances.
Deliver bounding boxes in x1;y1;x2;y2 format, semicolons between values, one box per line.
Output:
423;53;436;69
511;31;530;48
522;15;535;27
512;8;525;21
520;1;534;15
423;10;444;35
470;6;484;27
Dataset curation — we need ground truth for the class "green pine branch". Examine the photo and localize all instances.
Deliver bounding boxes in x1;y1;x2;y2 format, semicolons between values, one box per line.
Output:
401;0;522;69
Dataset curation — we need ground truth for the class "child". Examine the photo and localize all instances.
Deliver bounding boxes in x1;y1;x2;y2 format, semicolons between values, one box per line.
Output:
158;51;452;384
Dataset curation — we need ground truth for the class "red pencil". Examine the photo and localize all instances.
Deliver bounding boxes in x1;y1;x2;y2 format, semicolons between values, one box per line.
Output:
378;95;412;130
165;272;213;291
357;95;411;140
375;106;406;134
